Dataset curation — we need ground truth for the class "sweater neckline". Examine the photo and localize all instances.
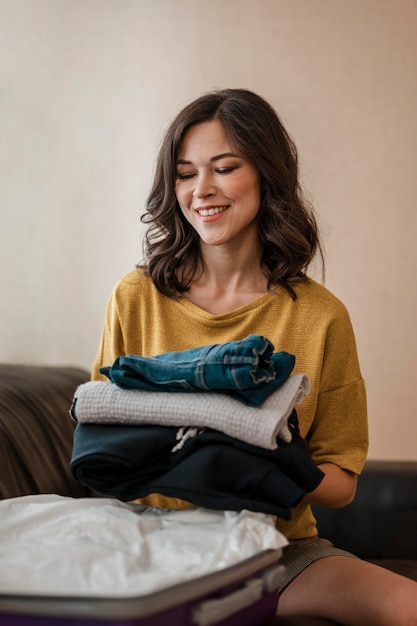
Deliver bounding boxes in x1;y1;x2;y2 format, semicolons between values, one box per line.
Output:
177;290;279;321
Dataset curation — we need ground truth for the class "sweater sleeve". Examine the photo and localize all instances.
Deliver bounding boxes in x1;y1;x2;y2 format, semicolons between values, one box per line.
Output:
91;286;126;381
305;306;368;474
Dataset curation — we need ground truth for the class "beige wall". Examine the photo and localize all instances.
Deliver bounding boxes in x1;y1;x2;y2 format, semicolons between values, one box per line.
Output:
1;0;416;460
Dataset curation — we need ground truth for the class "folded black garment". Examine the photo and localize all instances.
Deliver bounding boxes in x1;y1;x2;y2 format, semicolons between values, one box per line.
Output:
70;410;324;520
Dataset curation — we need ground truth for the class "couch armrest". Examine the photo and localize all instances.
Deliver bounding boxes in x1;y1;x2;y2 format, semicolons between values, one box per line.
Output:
312;460;417;560
0;364;91;499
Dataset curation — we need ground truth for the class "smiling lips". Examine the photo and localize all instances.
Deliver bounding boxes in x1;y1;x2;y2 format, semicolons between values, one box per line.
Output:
196;206;229;217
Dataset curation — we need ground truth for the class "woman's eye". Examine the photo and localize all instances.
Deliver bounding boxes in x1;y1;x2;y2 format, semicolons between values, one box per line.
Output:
216;167;237;174
176;165;238;179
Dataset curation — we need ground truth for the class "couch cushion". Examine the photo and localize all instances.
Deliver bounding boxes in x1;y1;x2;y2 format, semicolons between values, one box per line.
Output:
0;365;91;499
312;460;417;560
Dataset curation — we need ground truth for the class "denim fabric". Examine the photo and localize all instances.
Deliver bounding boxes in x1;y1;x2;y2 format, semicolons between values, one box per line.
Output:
100;334;295;407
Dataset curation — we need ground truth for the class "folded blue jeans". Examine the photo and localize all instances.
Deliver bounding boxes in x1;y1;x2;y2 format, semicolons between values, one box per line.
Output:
100;334;295;407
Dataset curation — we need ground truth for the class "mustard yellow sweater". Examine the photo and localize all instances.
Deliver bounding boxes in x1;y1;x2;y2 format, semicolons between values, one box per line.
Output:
92;269;368;540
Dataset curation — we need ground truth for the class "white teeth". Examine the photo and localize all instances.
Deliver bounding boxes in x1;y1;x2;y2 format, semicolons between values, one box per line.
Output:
198;207;227;216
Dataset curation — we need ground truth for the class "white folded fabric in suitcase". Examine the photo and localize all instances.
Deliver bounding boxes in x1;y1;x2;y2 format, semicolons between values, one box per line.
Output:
0;495;287;598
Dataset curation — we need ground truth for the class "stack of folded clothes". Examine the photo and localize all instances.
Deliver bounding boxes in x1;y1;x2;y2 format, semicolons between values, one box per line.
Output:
69;335;324;520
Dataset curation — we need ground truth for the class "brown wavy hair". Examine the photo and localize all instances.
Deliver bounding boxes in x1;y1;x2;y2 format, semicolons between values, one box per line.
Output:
140;88;324;299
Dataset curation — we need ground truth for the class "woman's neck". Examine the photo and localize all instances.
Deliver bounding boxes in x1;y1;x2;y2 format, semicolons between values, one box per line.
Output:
182;245;268;315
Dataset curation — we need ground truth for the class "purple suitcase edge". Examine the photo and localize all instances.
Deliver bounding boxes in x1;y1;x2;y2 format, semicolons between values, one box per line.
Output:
0;548;284;626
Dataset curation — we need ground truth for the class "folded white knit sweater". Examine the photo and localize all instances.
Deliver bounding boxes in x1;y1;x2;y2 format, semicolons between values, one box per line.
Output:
71;373;310;450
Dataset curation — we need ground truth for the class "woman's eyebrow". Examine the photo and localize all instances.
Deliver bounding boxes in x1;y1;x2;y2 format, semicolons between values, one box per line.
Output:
177;152;240;165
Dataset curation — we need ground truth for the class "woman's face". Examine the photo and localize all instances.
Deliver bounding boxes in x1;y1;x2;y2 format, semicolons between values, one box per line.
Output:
175;120;261;249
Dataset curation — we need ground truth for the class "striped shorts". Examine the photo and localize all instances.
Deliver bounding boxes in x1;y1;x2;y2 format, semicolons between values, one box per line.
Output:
279;536;358;591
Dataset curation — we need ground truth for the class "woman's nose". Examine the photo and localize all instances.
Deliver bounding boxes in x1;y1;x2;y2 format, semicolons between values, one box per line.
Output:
193;173;216;198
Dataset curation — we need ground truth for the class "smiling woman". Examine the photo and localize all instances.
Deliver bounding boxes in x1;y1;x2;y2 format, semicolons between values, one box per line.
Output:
141;88;321;301
90;89;417;624
175;120;261;251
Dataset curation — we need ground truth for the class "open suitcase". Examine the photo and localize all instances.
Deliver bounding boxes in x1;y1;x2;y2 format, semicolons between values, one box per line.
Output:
0;500;285;626
0;549;284;626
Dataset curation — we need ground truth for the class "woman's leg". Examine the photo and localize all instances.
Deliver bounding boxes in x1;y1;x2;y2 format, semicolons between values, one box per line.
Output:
278;556;417;625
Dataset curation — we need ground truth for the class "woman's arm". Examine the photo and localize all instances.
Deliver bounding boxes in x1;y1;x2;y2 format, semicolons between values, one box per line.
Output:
303;463;357;508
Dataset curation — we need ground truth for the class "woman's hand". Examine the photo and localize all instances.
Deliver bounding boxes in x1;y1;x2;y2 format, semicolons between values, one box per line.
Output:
303;463;357;508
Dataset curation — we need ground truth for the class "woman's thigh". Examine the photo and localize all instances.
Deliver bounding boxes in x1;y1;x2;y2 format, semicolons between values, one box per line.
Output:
278;555;417;626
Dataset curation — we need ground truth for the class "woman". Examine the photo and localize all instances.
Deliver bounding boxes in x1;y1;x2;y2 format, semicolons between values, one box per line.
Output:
92;89;417;624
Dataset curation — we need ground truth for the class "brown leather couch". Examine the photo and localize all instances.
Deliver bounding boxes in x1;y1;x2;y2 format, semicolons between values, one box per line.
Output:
0;364;91;500
1;364;416;626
